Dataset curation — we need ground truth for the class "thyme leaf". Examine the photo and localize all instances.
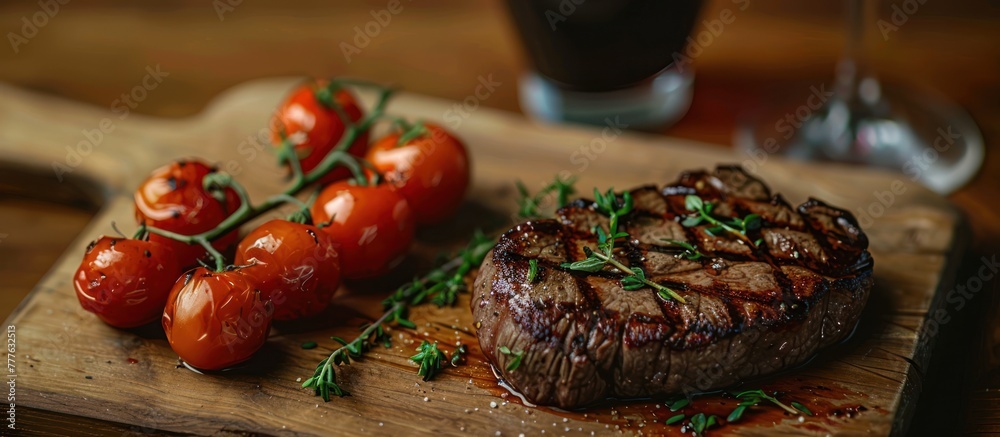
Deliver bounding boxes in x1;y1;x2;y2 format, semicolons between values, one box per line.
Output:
681;195;763;247
689;412;719;435
668;397;691;411
661;239;706;260
527;259;539;283
498;346;525;372
409;340;446;382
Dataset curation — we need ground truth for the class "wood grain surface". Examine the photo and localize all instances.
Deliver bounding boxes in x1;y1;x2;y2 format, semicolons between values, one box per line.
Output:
0;1;997;434
0;77;968;436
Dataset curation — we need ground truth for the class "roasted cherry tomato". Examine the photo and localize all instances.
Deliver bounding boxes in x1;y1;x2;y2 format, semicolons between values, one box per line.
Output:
235;219;341;320
310;182;415;279
271;80;368;184
134;159;242;268
73;236;182;328
366;123;470;225
162;266;272;370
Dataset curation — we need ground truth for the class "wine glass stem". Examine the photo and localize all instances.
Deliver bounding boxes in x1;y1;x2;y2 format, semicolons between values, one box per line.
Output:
838;0;879;94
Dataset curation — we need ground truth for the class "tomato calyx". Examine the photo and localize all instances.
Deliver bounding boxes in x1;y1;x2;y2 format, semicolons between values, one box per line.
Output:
365;122;471;225
312;81;342;111
395;120;428;147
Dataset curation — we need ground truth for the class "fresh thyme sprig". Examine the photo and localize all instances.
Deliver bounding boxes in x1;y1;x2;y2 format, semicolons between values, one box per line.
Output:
383;230;495;310
560;188;632;272
498;346;524;371
301;315;394;400
665;390;812;434
727;389;811;422
516;175;577;218
561;189;685;303
661;239;706;260
303;232;491;400
681;195;762;247
410;341;447;382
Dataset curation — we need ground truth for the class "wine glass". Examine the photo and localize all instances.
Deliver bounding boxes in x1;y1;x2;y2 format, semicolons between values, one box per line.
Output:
734;0;983;194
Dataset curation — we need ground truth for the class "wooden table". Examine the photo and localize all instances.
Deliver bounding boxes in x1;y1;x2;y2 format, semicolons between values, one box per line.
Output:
0;1;996;434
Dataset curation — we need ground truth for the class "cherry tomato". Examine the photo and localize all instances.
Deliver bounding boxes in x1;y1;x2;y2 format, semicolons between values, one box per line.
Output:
134;159;242;268
366;123;470;225
271;80;368;184
162;266;272;371
310;182;415;279
235;220;341;320
73;236;182;328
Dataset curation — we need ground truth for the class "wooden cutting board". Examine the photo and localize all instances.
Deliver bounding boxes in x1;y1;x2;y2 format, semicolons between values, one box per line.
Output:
0;78;966;436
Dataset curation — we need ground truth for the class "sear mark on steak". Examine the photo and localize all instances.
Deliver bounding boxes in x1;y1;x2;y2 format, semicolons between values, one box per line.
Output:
472;165;874;408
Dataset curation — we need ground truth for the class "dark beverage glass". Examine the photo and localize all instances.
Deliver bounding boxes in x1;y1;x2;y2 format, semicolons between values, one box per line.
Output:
505;0;704;128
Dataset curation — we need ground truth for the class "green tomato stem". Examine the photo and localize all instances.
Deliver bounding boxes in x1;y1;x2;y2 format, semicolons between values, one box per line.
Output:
144;228;227;272
143;82;395;258
132;223;148;240
276;137;306;188
396;121;426;146
196;237;227;272
270;194;309;212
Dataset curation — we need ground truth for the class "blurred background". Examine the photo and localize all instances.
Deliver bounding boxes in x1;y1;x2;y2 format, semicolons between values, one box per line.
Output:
0;0;998;433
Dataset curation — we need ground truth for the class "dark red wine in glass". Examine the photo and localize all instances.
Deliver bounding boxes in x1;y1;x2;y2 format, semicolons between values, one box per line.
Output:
505;0;704;128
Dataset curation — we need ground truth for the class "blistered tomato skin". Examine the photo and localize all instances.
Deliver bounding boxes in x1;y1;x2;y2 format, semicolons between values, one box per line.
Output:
271;81;368;184
310;182;415;280
366;123;470;225
73;236;183;329
134;159;242;268
235;220;341;320
162;267;273;371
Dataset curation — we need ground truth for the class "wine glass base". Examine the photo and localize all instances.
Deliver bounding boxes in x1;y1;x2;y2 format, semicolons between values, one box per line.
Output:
735;83;984;194
519;65;694;130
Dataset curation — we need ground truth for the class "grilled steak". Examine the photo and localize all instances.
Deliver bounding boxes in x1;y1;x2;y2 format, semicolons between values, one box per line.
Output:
472;166;873;408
